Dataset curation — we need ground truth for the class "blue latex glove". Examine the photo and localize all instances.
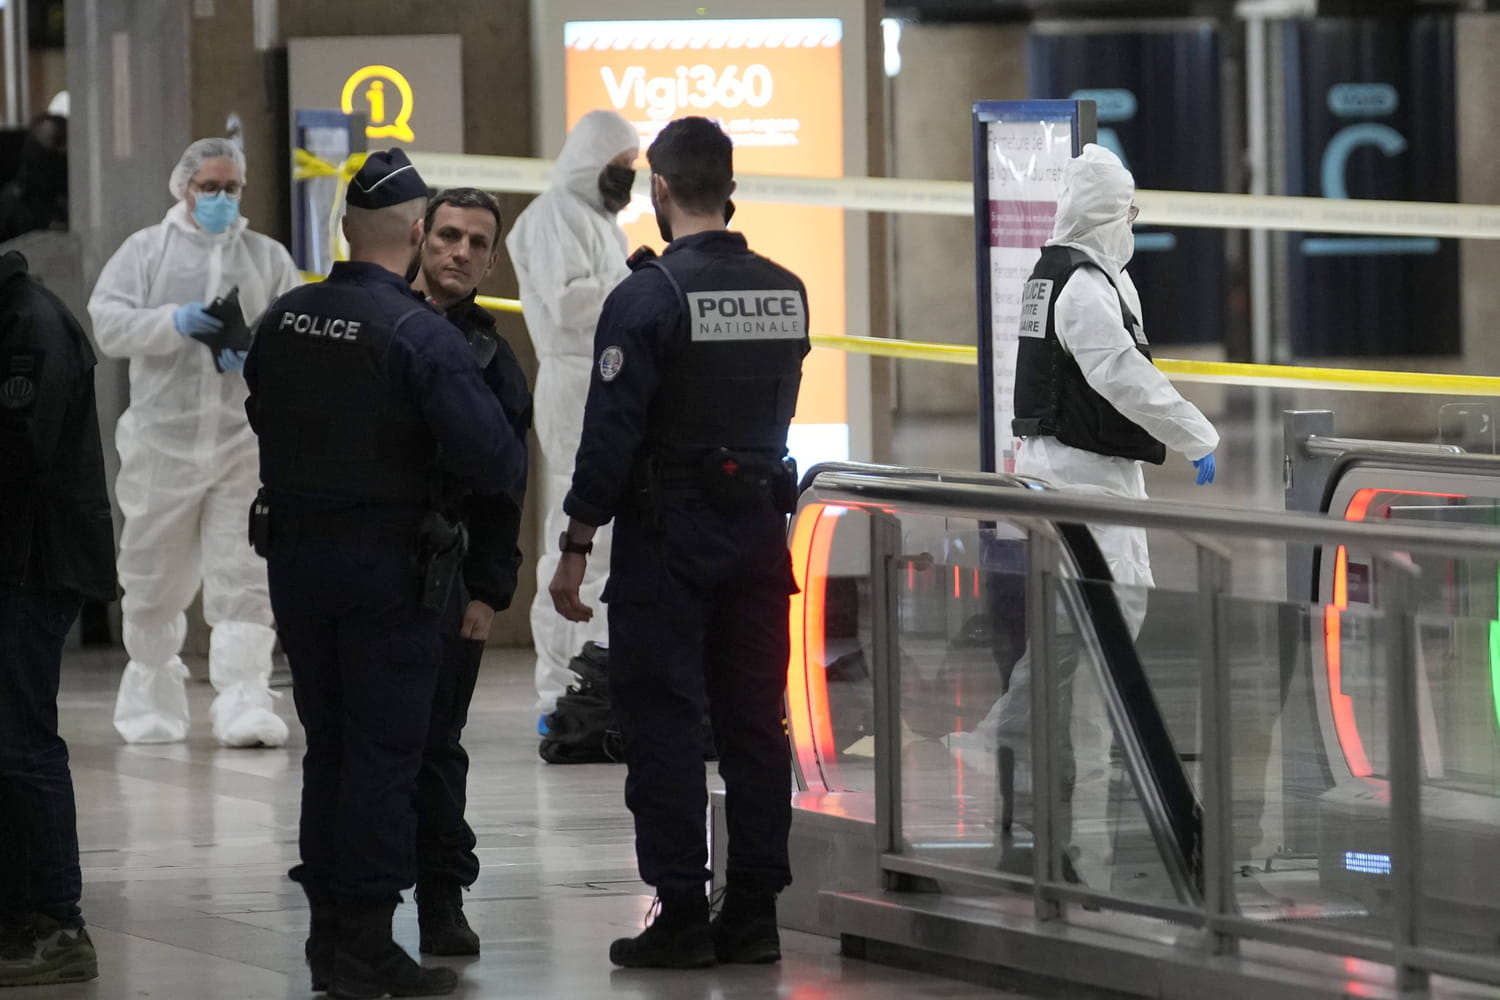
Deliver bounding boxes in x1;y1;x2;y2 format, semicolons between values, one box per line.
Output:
218;348;247;373
1192;453;1216;486
173;302;223;337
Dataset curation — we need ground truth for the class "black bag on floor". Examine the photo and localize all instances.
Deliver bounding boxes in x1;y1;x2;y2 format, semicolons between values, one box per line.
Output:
539;642;625;764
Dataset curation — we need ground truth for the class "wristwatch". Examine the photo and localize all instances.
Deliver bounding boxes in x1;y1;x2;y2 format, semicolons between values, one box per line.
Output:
558;530;593;556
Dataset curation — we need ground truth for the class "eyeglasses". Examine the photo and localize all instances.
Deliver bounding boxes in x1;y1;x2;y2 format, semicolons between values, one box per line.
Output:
192;180;243;197
1127;204;1140;224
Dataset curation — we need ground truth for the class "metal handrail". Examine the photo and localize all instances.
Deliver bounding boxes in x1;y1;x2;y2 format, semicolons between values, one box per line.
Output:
803;470;1500;561
1303;435;1464;459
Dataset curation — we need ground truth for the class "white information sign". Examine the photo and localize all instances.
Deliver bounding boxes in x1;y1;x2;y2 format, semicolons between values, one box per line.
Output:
986;119;1076;473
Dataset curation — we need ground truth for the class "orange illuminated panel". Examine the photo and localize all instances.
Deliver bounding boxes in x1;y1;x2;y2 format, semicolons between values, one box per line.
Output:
564;18;849;463
786;502;840;791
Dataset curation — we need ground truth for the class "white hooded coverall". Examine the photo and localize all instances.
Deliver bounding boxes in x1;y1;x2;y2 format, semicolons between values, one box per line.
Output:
972;143;1219;752
90;198;301;746
505;110;640;716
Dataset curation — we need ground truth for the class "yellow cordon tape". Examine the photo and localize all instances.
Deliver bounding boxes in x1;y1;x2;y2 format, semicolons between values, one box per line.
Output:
812;335;1500;396
298;269;524;315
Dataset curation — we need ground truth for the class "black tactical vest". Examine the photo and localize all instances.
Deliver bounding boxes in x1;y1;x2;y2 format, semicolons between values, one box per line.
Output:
254;282;438;504
1012;245;1167;465
643;243;809;462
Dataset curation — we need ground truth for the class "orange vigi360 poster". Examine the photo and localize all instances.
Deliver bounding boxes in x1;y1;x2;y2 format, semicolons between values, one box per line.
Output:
565;17;849;465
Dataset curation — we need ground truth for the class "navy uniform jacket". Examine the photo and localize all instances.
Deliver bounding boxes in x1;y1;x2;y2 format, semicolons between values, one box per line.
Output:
0;253;117;600
244;261;523;509
443;293;532;611
561;238;682;527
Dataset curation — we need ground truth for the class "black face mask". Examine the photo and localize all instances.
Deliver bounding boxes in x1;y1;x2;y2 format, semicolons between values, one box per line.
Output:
724;199;735;224
599;165;635;213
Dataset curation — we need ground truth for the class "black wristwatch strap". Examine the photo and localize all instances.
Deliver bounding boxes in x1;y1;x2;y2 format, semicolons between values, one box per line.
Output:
558;530;593;556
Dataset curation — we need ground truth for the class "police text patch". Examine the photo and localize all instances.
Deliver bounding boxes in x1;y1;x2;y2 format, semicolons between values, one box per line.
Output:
1018;279;1054;339
686;290;805;342
599;345;624;382
278;311;362;342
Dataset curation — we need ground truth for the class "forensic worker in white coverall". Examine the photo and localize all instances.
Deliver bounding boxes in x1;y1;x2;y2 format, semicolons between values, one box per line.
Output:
506;110;640;732
952;143;1219;758
89;137;301;747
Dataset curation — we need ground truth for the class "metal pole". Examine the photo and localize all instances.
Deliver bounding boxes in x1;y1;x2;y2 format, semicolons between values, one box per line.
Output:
1246;14;1272;366
14;0;27;122
1027;529;1062;921
1197;542;1239;954
871;512;905;889
1377;552;1428;993
2;0;18;126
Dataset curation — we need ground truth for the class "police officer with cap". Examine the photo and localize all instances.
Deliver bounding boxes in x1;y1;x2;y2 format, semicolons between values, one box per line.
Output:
245;148;525;998
549;116;807;969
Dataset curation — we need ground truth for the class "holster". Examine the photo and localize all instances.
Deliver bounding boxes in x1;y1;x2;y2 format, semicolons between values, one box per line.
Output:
248;490;272;558
417;510;468;613
701;448;798;514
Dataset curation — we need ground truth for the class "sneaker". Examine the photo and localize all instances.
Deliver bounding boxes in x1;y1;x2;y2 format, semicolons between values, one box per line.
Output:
0;914;99;987
608;894;715;969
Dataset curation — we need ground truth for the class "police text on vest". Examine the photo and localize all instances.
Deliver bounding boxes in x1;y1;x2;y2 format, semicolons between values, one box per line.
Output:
687;290;806;341
279;312;362;342
1018;279;1054;339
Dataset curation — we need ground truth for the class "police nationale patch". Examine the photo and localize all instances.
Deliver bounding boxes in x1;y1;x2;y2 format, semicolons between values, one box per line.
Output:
0;374;36;409
599;346;624;382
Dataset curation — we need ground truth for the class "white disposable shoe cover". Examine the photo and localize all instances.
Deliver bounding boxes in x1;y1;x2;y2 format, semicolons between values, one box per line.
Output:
210;683;288;748
114;657;191;744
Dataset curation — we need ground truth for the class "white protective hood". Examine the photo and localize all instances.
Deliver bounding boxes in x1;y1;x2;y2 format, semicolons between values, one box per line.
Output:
554;109;641;212
1046;143;1135;278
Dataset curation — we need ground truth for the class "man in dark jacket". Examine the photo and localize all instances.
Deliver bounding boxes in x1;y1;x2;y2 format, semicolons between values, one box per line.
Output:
0;251;117;987
409;187;532;956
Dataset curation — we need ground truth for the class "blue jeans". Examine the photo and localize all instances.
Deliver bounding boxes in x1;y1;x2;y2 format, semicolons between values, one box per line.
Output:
0;591;84;923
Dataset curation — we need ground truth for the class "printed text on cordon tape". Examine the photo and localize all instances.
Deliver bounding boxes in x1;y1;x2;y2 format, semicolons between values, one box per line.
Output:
401;152;1500;240
290;274;1500;397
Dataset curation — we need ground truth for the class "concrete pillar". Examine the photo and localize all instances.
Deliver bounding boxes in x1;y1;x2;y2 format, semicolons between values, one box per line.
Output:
889;22;1027;419
1458;12;1500;381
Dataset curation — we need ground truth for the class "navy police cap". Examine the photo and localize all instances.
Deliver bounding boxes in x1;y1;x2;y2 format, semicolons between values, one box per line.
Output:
346;148;427;209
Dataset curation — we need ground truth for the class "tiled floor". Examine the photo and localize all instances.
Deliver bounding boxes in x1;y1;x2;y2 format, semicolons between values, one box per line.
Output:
13;648;1046;999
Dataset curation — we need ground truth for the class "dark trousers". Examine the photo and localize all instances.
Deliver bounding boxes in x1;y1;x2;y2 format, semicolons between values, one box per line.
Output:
415;583;483;886
607;501;794;895
267;525;442;905
0;591;84;923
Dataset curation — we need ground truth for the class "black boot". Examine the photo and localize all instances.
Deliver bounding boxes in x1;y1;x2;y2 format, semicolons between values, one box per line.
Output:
328;901;458;999
709;886;781;964
416;878;479;957
607;889;715;969
306;901;339;992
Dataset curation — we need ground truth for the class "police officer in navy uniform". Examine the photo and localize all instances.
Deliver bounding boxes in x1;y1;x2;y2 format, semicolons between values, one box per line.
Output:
549;117;808;969
408;187;531;956
244;149;525;999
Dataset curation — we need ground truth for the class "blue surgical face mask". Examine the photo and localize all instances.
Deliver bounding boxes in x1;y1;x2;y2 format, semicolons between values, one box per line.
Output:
193;191;240;234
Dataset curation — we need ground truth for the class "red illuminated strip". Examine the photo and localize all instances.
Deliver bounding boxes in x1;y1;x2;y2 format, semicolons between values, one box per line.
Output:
1325;487;1462;779
787;503;839;792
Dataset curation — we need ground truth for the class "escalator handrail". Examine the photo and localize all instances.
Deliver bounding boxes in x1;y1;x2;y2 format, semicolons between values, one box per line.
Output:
805;471;1500;559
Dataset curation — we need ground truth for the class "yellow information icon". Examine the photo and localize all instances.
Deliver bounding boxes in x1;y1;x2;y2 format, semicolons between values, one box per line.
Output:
341;65;415;143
